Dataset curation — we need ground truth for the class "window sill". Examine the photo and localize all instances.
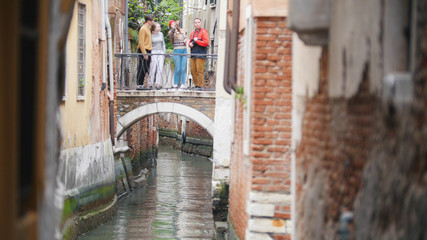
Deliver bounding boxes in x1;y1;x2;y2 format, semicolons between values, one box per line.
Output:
77;95;86;101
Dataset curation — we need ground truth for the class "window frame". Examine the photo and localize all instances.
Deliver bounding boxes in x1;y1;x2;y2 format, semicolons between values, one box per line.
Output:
77;2;86;99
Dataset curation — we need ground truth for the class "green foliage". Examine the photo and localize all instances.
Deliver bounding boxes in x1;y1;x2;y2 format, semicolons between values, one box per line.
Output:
128;0;183;52
235;86;247;109
128;28;139;52
79;78;85;88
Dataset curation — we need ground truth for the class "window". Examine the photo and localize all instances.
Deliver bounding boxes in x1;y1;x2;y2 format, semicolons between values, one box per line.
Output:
61;50;68;101
77;3;86;97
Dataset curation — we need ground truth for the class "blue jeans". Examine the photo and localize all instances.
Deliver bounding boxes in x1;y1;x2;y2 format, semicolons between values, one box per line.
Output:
173;48;188;86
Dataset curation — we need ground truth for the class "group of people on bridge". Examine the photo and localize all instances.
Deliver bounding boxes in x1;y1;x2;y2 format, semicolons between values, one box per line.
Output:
137;14;210;90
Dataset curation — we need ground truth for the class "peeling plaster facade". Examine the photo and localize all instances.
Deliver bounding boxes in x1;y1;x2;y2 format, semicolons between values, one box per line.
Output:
58;0;126;237
290;0;427;239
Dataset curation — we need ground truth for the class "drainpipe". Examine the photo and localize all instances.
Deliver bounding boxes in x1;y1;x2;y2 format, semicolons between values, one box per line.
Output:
223;0;239;94
100;0;107;91
105;0;114;100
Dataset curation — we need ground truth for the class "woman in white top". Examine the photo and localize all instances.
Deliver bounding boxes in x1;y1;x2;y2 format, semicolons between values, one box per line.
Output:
149;22;166;90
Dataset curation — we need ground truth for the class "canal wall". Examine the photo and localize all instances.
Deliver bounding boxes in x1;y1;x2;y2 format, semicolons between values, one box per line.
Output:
127;115;158;171
59;139;117;240
157;113;213;157
113;144;133;198
114;115;158;199
113;141;153;197
159;128;213;158
59;137;155;239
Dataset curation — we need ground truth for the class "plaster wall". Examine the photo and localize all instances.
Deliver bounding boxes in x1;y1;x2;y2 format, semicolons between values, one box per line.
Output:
60;0;111;148
213;0;231;171
60;0;93;147
61;138;115;192
328;0;383;98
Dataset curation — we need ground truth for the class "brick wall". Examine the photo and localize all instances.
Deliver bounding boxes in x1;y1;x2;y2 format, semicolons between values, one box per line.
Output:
295;50;374;238
157;113;212;140
127;115;157;174
229;17;292;239
229;31;250;240
251;18;292;194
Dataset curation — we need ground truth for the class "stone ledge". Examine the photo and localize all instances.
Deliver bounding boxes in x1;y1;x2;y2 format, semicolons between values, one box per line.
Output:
247;203;275;217
117;90;216;98
248;218;289;234
245;230;274;240
250;191;292;204
77;195;118;236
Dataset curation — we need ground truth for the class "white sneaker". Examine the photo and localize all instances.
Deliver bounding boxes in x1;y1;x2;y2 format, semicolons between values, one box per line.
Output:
172;84;178;88
179;84;187;89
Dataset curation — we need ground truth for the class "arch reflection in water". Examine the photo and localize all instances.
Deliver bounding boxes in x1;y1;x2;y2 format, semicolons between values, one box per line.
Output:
79;145;214;240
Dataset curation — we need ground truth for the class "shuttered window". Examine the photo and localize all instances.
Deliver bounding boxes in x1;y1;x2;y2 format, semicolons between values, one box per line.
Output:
77;3;86;97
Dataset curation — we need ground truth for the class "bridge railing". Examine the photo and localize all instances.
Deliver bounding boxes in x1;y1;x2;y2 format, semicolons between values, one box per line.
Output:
115;53;218;91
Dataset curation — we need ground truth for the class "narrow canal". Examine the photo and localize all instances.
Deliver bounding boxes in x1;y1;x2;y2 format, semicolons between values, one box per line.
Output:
79;145;214;239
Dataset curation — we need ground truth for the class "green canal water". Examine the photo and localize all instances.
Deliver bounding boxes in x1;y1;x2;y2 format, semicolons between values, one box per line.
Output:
79;145;214;240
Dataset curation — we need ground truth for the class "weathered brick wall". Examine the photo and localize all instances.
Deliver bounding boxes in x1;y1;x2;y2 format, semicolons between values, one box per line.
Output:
251;18;292;194
295;1;427;239
187;120;211;139
158;113;179;131
229;31;250;240
229;17;292;240
88;0;110;145
157;113;212;140
128;115;157;175
295;50;375;238
353;2;427;239
157;113;213;157
251;17;292;240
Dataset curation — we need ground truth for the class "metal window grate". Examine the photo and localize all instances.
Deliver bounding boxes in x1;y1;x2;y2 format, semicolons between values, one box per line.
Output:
77;3;86;97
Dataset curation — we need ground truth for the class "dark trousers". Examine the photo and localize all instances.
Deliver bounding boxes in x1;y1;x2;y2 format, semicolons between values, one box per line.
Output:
137;49;151;85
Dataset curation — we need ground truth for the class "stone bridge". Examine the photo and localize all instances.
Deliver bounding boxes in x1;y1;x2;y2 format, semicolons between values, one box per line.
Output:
115;90;216;138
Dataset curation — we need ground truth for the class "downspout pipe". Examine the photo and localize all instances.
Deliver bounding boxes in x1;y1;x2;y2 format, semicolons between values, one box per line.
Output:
105;0;114;100
223;0;239;94
124;0;129;54
100;0;107;91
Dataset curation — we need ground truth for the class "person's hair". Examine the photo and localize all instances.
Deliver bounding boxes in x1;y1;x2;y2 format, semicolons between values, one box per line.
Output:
194;17;201;22
145;14;154;22
151;22;160;32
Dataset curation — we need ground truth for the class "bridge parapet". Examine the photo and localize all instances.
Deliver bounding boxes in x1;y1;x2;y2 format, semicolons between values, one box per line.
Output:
115;53;217;91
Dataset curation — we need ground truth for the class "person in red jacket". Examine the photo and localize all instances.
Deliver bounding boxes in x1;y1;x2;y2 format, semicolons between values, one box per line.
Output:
188;18;209;89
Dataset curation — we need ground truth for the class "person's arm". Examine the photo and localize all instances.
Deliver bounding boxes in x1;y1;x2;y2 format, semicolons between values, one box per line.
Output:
195;29;209;47
138;27;146;54
168;30;174;44
188;31;194;47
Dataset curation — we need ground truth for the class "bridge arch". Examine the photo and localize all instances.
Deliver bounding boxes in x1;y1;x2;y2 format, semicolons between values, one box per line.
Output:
116;102;214;138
